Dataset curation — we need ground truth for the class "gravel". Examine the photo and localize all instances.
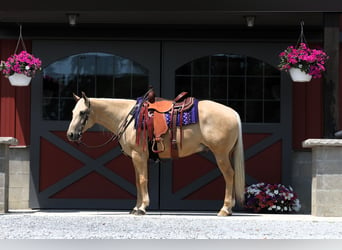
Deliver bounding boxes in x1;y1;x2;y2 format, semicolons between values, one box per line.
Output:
1;210;342;239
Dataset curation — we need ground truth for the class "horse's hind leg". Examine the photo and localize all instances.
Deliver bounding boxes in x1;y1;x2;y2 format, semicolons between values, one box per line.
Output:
214;152;235;216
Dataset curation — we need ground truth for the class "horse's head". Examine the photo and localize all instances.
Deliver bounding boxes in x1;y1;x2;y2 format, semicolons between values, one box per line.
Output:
67;92;94;142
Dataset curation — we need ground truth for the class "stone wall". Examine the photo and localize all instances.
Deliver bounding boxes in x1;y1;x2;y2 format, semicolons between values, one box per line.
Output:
0;137;18;213
9;147;30;209
303;139;342;217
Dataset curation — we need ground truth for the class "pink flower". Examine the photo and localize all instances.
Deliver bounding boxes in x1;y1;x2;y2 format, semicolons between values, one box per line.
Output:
0;50;42;77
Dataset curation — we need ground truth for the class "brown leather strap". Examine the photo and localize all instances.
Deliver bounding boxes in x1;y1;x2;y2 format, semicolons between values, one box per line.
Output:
170;107;179;159
179;103;185;149
174;92;188;103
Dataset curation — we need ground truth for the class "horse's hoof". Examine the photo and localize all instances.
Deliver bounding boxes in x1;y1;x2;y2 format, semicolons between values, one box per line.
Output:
136;209;146;215
217;209;232;217
130;209;138;215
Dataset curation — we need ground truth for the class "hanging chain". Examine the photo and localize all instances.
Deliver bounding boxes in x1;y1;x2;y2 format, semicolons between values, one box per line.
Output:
296;20;308;48
14;25;27;54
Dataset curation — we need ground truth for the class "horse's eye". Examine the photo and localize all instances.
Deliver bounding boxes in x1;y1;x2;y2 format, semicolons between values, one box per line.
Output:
80;111;85;116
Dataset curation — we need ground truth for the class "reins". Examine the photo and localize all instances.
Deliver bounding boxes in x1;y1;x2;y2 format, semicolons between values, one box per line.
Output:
78;133;118;149
77;88;154;149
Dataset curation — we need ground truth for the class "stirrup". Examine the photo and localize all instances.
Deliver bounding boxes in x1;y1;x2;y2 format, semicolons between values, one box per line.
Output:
151;138;165;153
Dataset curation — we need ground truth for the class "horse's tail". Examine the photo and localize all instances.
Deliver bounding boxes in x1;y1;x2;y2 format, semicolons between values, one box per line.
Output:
233;111;245;206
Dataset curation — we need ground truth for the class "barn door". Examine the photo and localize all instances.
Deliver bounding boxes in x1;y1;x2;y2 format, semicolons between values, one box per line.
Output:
30;41;161;209
160;42;292;211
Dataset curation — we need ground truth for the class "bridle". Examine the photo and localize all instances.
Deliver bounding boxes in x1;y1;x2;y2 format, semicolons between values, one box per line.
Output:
76;102;137;149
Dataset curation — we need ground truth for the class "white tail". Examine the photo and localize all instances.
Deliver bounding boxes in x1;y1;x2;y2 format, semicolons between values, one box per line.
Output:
233;111;245;206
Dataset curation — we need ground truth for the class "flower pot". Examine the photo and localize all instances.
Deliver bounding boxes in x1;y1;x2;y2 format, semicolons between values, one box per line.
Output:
288;68;312;82
8;73;32;86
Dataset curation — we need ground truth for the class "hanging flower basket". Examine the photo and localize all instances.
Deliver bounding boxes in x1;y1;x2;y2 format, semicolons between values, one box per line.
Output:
0;26;42;87
288;67;312;82
278;43;328;82
8;73;32;86
278;22;329;83
1;51;42;87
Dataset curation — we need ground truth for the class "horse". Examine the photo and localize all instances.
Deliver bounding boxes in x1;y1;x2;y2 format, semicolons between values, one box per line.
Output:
67;92;245;216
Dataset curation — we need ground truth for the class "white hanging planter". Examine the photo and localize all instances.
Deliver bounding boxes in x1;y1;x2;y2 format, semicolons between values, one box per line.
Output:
8;73;32;86
289;68;312;83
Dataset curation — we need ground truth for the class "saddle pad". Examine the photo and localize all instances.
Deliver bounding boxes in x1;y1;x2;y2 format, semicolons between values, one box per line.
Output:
165;99;199;127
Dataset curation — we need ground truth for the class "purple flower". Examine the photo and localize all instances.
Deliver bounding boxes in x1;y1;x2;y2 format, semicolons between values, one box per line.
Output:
245;183;301;213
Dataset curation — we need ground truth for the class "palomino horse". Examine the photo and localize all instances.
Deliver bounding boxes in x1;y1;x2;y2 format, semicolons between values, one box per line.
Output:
67;92;245;216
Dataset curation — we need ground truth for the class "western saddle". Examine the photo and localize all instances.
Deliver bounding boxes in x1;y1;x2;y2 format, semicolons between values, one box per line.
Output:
136;88;195;159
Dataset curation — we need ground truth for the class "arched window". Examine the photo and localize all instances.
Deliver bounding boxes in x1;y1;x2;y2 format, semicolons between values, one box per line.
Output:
175;54;280;123
42;52;149;120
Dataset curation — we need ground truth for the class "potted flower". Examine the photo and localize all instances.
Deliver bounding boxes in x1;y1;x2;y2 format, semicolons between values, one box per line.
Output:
278;43;329;82
0;50;42;86
245;183;301;213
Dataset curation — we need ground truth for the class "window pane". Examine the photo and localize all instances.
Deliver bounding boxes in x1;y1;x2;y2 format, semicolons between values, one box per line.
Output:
97;75;114;98
43;98;58;120
132;75;149;97
211;55;227;75
229;55;245;75
211;77;227;99
43;76;59;98
60;76;77;98
246;101;262;122
78;75;96;96
229;77;245;99
60;99;74;121
114;75;131;98
246;77;263;99
247;57;263;75
192;77;209;99
264;77;281;100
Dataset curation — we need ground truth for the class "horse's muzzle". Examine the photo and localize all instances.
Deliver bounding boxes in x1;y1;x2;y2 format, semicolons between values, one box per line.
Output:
67;131;82;142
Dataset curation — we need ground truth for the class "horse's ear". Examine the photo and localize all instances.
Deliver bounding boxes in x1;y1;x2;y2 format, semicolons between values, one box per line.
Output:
73;93;80;102
81;92;90;107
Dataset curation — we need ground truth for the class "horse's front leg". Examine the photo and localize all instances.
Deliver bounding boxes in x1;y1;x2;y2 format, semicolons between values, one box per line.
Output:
130;170;142;215
131;151;149;215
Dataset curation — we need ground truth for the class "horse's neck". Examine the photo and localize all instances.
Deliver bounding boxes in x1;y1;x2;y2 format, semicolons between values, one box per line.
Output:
90;98;135;134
